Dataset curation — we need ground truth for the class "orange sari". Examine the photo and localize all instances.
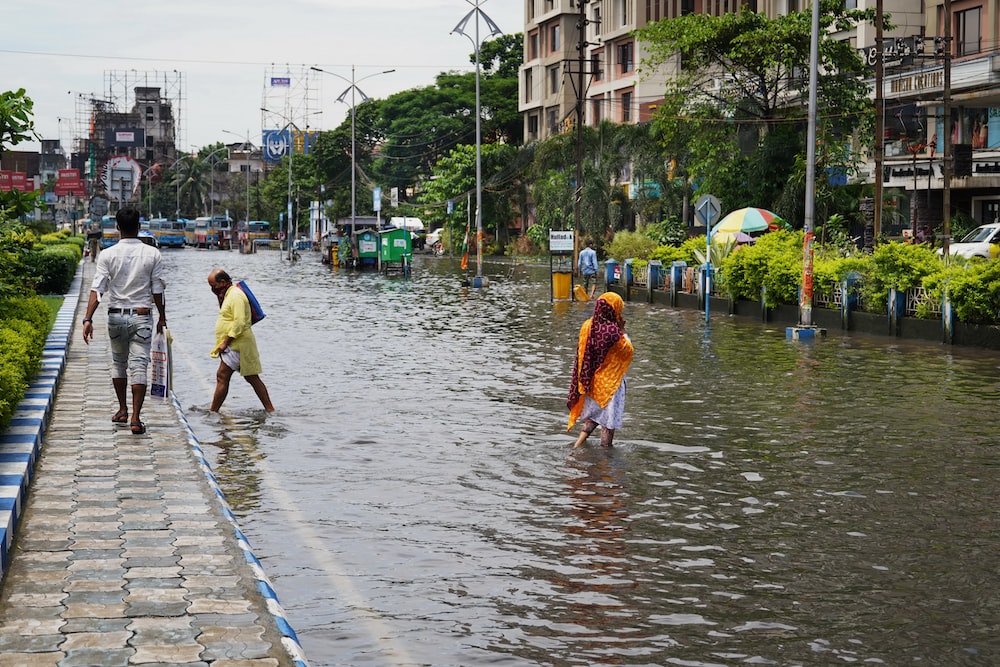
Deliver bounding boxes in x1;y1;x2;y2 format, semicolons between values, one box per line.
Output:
567;292;634;430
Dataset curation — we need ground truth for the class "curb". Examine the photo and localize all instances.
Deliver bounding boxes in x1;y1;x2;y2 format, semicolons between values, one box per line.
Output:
0;267;81;579
171;394;310;667
0;260;309;666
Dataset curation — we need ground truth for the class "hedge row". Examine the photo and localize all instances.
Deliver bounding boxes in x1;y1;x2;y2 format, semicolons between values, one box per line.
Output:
0;294;51;429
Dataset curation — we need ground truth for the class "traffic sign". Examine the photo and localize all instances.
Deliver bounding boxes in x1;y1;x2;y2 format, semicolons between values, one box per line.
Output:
695;194;721;229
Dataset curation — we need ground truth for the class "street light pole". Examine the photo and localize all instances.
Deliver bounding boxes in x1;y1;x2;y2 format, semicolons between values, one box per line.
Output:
222;129;252;225
261;108;300;261
309;65;394;241
453;0;502;288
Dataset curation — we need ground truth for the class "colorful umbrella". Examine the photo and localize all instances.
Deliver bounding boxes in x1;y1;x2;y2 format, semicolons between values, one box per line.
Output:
711;207;786;241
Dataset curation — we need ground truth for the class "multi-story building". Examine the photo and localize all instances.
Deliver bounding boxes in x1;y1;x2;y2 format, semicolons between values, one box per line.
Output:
520;0;1000;233
875;0;1000;231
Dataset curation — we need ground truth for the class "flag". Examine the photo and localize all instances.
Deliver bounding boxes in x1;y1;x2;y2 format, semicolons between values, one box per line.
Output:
460;218;471;270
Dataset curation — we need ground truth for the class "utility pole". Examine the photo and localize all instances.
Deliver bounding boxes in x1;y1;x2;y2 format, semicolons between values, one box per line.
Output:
942;0;953;256
873;0;884;246
568;0;593;269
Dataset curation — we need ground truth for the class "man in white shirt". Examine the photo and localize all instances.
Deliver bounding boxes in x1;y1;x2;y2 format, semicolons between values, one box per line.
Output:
81;207;167;434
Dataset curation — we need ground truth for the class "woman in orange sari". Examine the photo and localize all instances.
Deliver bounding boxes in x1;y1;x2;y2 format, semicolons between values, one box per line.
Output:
567;292;634;447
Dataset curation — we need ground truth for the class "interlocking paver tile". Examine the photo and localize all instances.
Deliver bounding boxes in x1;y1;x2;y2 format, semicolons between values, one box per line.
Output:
0;262;302;666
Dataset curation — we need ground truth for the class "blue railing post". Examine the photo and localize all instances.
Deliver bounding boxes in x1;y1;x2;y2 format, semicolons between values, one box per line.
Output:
888;288;906;336
942;284;954;344
604;259;618;289
841;271;860;330
647;260;661;303
623;259;634;302
670;261;686;307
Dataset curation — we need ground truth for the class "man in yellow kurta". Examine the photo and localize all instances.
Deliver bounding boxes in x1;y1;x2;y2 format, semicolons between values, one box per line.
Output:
208;269;275;412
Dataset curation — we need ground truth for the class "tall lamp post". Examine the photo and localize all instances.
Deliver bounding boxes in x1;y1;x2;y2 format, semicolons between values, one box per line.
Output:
310;66;394;241
222;129;253;226
452;0;502;288
261;108;300;261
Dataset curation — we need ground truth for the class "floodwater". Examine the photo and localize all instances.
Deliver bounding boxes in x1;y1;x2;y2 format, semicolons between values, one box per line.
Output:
161;247;1000;666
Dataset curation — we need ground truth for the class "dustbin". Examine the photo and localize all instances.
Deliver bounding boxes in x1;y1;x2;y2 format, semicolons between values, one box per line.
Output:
552;270;572;300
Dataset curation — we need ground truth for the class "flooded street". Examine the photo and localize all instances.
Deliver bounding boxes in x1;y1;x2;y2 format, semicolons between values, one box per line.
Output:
160;247;1000;666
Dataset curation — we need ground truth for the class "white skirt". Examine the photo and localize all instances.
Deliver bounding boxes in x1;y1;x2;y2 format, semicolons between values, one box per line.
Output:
578;377;627;430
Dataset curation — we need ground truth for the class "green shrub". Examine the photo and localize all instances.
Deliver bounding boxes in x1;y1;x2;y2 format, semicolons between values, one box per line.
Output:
934;259;1000;324
22;243;80;294
606;229;658;262
0;295;50;428
721;230;803;306
650;244;692;265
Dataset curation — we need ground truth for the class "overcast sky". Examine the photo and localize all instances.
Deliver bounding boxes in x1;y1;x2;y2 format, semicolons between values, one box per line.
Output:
5;0;522;156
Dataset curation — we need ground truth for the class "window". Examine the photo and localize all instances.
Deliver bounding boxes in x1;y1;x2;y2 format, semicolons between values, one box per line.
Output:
528;31;539;60
956;7;982;57
145;105;154;121
592;97;603;124
619;42;634;74
621;91;633;122
524;69;534;102
527;0;535;21
551;24;560;52
548;65;561;95
528;113;539;139
591;53;604;81
546;109;558;135
681;0;694;15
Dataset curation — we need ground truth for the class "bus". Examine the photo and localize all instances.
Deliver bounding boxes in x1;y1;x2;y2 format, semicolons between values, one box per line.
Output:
99;215;120;248
184;218;199;246
247;221;271;245
194;215;233;248
153;218;187;248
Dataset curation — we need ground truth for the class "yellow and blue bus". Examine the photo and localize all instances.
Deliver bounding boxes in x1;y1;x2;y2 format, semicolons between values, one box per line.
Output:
99;216;120;248
185;219;199;246
247;220;271;245
154;218;187;248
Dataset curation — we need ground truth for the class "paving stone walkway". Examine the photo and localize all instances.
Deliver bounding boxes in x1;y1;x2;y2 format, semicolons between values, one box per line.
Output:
0;261;307;666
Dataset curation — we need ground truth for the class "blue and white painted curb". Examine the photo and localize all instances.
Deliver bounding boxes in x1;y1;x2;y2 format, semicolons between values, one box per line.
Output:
171;397;310;667
0;267;81;579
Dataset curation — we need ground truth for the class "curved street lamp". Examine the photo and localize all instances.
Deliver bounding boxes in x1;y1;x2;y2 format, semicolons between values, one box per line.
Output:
261;108;301;261
452;0;502;288
222;129;253;224
310;66;394;239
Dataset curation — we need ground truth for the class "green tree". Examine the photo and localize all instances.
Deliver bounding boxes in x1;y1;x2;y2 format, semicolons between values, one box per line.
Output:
0;89;41;219
636;3;882;221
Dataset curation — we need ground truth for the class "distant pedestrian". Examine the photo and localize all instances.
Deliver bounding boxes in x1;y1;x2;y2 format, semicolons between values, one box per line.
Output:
81;207;167;435
207;269;274;413
578;239;599;298
85;223;102;262
567;291;634;447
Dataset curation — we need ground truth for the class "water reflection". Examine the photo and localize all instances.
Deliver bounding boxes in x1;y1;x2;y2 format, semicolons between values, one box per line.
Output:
157;248;1000;666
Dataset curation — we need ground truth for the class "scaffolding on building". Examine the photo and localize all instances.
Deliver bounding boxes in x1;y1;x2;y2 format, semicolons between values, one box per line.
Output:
104;70;186;153
260;64;322;133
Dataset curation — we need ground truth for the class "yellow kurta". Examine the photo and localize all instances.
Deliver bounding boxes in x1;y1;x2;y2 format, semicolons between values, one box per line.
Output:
215;285;262;376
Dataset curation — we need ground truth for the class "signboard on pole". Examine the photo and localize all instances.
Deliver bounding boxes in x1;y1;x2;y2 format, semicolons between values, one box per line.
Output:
549;229;574;253
373;186;382;212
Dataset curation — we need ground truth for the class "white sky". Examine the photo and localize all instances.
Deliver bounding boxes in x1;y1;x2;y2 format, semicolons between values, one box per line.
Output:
4;0;522;156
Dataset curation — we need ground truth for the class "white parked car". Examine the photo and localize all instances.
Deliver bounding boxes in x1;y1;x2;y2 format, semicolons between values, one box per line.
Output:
941;223;1000;259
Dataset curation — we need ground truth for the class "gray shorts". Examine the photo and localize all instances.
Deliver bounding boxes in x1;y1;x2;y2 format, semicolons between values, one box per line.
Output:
107;312;152;385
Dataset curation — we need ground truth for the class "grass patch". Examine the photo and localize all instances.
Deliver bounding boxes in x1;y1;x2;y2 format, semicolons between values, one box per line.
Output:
42;296;63;332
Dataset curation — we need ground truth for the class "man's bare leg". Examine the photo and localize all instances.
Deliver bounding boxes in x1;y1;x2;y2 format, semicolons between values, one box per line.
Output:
211;362;235;412
245;375;275;412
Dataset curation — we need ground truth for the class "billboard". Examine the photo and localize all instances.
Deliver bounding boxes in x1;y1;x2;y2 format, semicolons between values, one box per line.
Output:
261;129;321;162
104;127;146;147
100;156;143;202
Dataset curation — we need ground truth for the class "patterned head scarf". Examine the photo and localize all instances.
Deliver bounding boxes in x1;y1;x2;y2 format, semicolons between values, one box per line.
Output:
567;292;633;428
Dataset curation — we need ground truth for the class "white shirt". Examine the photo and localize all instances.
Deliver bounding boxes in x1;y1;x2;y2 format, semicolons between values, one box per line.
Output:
91;238;166;308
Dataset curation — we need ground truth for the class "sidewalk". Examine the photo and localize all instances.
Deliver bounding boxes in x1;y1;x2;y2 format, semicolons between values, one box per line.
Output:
0;260;307;666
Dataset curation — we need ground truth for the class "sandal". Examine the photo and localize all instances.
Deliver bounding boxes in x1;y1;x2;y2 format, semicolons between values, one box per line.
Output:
130;421;146;435
112;409;128;424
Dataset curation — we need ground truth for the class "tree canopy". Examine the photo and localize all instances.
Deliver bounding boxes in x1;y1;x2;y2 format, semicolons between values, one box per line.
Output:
635;2;883;222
